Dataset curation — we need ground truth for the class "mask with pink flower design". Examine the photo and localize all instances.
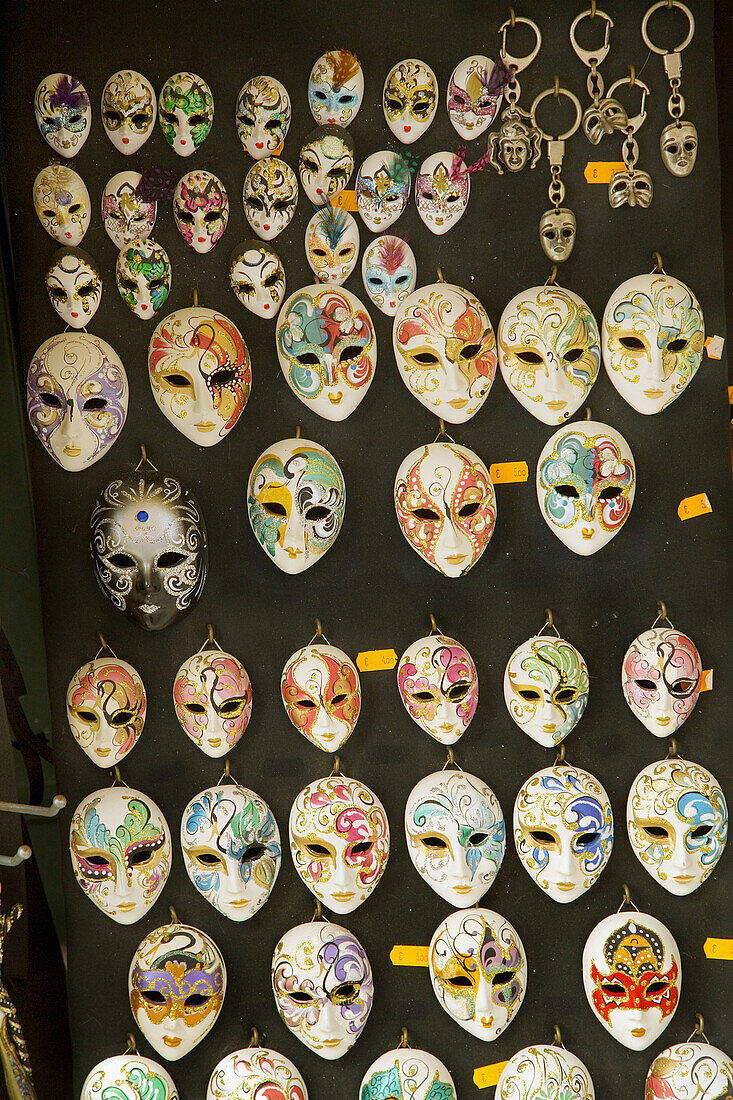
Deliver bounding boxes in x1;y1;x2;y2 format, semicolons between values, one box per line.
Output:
622;607;702;737
174;170;228;253
173;630;252;758
66;642;146;767
281;630;361;752
397;626;478;744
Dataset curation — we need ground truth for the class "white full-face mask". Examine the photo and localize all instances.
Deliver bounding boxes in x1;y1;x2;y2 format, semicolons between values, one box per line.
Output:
173;644;252;756
116;239;171;319
622;623;702;736
299;126;354;205
583;911;681;1050
627;757;728;896
27;332;128;472
289;774;390;914
429;907;527;1041
405;770;505;906
536;420;636;555
447;55;503;140
248;437;346;573
44;247;102;329
101;70;156;154
33;164;90;246
646;1042;733;1099
504;631;589;747
229;240;286;319
276;284;376;421
181;783;281;920
415;152;470;235
174;171;229;254
383;59;438;143
281;642;361;752
514;764;613;903
159;72;214;156
207;1046;308;1100
69;785;171;923
397;632;478;744
148;305;251;447
602;271;705;414
497;1044;595;1099
393;283;496;422
498;285;601;425
309;50;364;126
360;1047;456;1100
102;171;157;248
305;208;360;285
394;441;497;577
35;73;91;157
81;1055;179;1100
362;236;416;317
272;920;373;1059
243;157;298;240
356;151;411;233
129;921;226;1061
236;76;291;159
66;654;146;766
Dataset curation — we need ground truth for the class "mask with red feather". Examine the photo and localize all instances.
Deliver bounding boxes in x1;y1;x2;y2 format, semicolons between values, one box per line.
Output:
361;235;416;317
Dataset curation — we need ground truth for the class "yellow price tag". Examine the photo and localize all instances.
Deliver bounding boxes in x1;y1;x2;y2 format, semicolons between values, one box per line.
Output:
489;461;528;484
473;1062;509;1089
357;649;398;672
273;141;285;156
705;335;725;360
331;189;358;211
390;945;429;967
700;669;714;692
678;493;713;521
704;938;733;960
584;161;626;183
728;385;733;404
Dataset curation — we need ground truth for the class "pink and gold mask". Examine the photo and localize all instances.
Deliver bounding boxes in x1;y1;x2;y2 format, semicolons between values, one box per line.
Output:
281;642;360;752
622;624;701;737
397;632;478;743
174;645;252;758
67;655;146;766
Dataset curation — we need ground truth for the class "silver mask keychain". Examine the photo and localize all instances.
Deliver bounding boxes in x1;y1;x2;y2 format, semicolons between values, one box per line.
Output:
531;79;582;262
641;0;697;177
486;9;543;174
608;68;653;208
570;4;628;143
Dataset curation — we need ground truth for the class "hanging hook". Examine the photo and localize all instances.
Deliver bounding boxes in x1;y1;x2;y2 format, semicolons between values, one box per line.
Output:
308;619;330;646
294;425;302;439
552;1023;563;1046
429;613;439;635
617;883;638;912
112;766;124;787
398;1027;409;1048
208;623;215;644
225;758;231;779
657;600;667;620
125;1032;138;1055
652;251;664;273
554;743;566;765
331;755;342;777
444;746;456;770
193;288;199;307
169;906;179;924
545;265;558;286
0;794;66;819
134;444;158;473
666;737;680;759
585;407;592;420
629;64;636;86
590;0;596;15
508;6;516;27
315;619;323;638
0;845;32;868
436;266;445;282
313;898;323;921
553;74;560;97
686;1012;709;1042
545;608;554;628
249;1026;260;1048
433;419;455;443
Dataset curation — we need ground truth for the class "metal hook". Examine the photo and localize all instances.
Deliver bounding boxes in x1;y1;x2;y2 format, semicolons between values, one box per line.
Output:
552;1023;563;1047
652;600;674;630
429;613;439;635
208;623;215;644
606;73;650;133
652;251;664;273
686;1013;709;1042
125;1032;138;1055
134;443;158;472
545;608;554;628
554;743;566;765
500;12;542;75
585;407;592;420
249;1026;260;1048
508;5;515;27
553;75;560;97
617;883;639;912
629;64;636;86
331;755;342;777
0;794;66;819
193;288;199;306
667;737;680;759
433;419;456;443
658;600;667;619
111;766;125;787
169;906;179;924
224;758;231;779
436;266;445;282
570;7;613;69
315;619;323;638
313;898;323;921
545;265;558;286
294;425;302;439
398;1027;410;1048
308;619;330;646
0;845;32;868
540;608;560;639
443;746;458;771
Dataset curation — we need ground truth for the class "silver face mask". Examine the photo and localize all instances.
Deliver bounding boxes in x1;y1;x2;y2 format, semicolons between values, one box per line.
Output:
539;208;576;262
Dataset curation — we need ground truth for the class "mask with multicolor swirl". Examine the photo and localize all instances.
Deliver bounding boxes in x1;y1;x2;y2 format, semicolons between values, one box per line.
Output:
173;646;252;757
622;624;702;736
174;170;228;253
206;1045;307;1100
397;632;478;743
66;655;145;766
281;642;361;752
504;631;589;747
158;71;213;156
34;73;90;157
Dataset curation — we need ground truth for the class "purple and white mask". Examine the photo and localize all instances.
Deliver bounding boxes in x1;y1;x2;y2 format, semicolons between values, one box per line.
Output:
44;247;102;329
447;55;503;140
33;163;90;246
415;152;470;235
236;75;291;159
397;632;478;744
34;73;91;157
174;171;228;253
102;171;157;248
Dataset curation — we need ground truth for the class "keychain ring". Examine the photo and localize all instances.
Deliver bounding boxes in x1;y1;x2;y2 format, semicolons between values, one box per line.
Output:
641;0;695;55
500;14;542;75
531;86;582;141
607;74;651;133
570;8;613;68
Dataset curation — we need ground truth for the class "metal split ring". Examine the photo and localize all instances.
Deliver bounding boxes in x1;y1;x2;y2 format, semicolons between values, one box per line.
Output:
530;85;582;141
570;7;613;68
641;0;695;55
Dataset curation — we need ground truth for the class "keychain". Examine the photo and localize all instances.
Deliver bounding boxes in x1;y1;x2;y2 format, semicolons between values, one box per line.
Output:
530;79;582;261
607;68;653;208
487;8;542;173
642;0;697;176
570;4;628;143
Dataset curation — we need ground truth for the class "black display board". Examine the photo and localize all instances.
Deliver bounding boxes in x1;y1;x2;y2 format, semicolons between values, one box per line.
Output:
1;1;731;1096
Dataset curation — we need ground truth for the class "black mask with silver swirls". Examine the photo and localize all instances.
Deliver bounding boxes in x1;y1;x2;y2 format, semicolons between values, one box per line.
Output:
90;473;207;631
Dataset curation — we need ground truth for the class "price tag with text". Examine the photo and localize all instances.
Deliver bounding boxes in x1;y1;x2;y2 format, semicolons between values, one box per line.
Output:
678;493;713;521
490;461;528;484
357;649;398;672
705;335;725;359
704;938;733;960
331;190;358;211
474;1062;509;1088
390;945;429;967
584;161;625;183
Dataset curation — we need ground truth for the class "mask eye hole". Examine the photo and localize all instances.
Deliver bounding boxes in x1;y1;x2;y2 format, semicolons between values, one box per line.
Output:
492;971;516;987
42;208;57;218
575;831;600;848
289;990;315;1004
49;287;67;301
75;709;98;723
515;349;544;365
421;835;448;850
339;344;363;362
203;210;222;224
554;484;580;498
446;681;470;702
460;342;482;358
41;392;64;408
241;843;267;861
690;824;713;840
305;505;331;522
419;190;435;201
131;112;151;128
262;500;287;517
457;501;480;518
273;199;292;211
671;678;695;694
110;710;134;727
563;347;584;362
104;109;122;124
313;90;328;102
264;119;281;132
119;278;138;293
83;397;108;411
184;993;210;1008
446;975;472;988
210;368;236;388
412;352;440;367
196;851;223;865
296;352;321;366
148;279;165;291
601;982;626;996
264;273;282;287
107;552;136;569
77;283;97;298
368;277;385;287
312;247;327;257
528;829;555;846
598;486;622;501
141;989;166;1005
184;702;207;714
327;166;348;179
410;691;435;702
157;551;186;568
163;373;191;388
305;842;331;858
330;693;348;706
411;507;441;521
634;678;657;691
218;697;245;716
386;96;404;112
176;210;195;224
619;335;645;351
84;854;111;867
517;689;542;702
646;981;668;996
247;197;265;211
332;981;359;1004
301;156;320;173
467;832;489;846
239;113;256;128
667;337;688;352
189;114;208;126
642;825;671;841
294;697;316;709
161;110;177;123
412;98;433;118
554;687;578;703
395;274;411;284
128;845;156;867
351;840;373;855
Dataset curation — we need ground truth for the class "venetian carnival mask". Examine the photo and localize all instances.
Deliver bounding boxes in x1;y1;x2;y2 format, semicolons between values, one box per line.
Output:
34;73;91;157
536;420;636;555
305;207;360;285
174;645;252;757
405;770;505;906
271;920;373;1059
397;632;478;744
539;208;577;263
174;170;229;253
498;285;601;425
116;239;171;319
447;55;503;140
281;642;361;752
646;1041;733;1099
289;774;389;913
66;654;146;766
229;240;286;318
81;1055;179;1100
429;907;526;1041
243;157;298;240
356;150;411;233
602;272;705;415
627;757;728;896
309;50;363;127
661;120;699;177
236;75;291;159
44;247;102;329
394;441;497;577
299;126;355;205
129;921;226;1061
609;169;653;209
361;1047;456;1100
248;437;345;573
27;332;127;472
496;1044;595;1100
33;163;90;246
622;622;702;736
91;471;207;631
415;153;470;235
393;283;496;422
148;306;251;446
181;784;280;919
159;72;214;156
207;1046;307;1100
101;70;156;154
583;910;681;1049
514;764;613;903
69;785;171;923
504;631;589;747
276;285;376;420
383;59;438;143
362;236;416;318
102;171;157;248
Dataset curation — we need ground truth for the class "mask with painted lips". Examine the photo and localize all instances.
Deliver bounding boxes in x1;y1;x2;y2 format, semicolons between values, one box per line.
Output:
229;239;286;319
305;207;360;286
35;73;91;157
504;631;589;747
645;1041;733;1100
308;49;364;126
415;152;470;235
66;655;146;767
362;235;416;317
174;645;252;757
101;70;156;154
116;239;171;320
622;624;702;736
206;1045;308;1100
397;632;478;744
33;163;90;246
383;59;438;143
236;75;291;159
281;642;361;752
243;157;298;240
496;1043;596;1100
360;1046;456;1100
447;55;502;140
102;171;157;248
159;71;213;156
80;1055;179;1100
356;150;411;232
174;170;228;254
298;126;355;206
44;247;102;329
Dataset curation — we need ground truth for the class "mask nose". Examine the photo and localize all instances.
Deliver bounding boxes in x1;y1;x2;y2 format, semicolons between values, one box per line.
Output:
281;508;306;559
332;856;351;891
318;999;342;1040
473;978;493;1022
133;560;158;597
557;836;575;876
313;704;332;737
647;341;666;387
322;352;337;386
218;862;240;899
668;841;695;876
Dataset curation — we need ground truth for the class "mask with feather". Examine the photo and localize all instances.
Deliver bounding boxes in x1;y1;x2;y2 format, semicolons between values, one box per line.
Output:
361;235;416;317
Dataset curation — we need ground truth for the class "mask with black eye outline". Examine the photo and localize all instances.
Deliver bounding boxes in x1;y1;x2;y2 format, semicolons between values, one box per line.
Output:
305;206;360;286
116;239;171;320
236;75;292;158
174;170;229;254
66;654;146;767
361;234;416;317
158;71;214;156
243;157;299;241
383;58;438;144
34;72;91;157
298;124;355;205
101;69;156;155
44;246;102;329
33;163;90;246
102;171;157;249
229;239;286;319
